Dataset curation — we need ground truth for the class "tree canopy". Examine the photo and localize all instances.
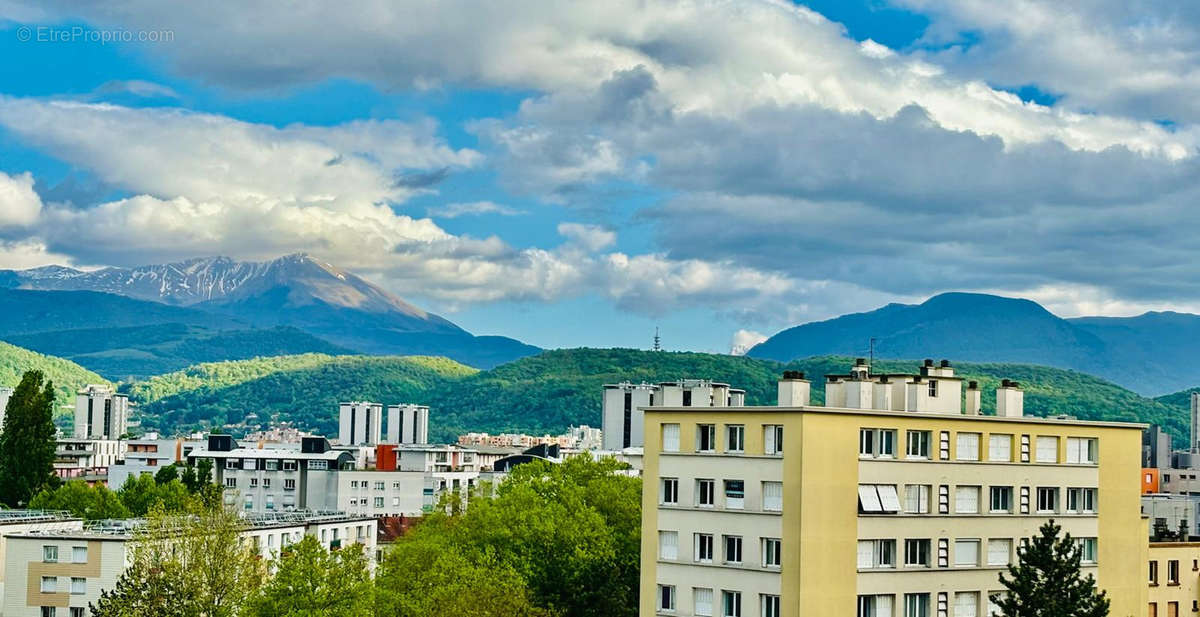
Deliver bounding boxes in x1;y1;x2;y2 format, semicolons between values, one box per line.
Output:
995;519;1109;617
0;370;59;506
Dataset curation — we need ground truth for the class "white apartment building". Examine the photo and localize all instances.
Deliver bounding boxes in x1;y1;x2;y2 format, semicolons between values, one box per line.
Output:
336;471;427;517
72;386;128;440
2;512;377;617
603;380;746;451
386;404;429;445
107;437;205;489
53;439;125;482
188;435;354;514
0;511;82;607
338;402;430;447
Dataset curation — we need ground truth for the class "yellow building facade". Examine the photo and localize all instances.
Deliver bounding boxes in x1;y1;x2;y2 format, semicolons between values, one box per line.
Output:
1148;542;1200;617
639;364;1148;617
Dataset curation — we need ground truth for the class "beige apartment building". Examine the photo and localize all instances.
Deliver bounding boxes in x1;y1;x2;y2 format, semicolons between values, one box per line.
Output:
640;360;1148;617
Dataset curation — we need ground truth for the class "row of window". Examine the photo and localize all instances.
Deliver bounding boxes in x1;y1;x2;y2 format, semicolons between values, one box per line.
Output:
39;575;86;594
856;537;1096;569
225;477;298;490
38;608;85;617
858;483;1097;516
659;531;781;568
348;480;406;490
860;429;1098;465
1148;558;1191;585
661;478;782;511
858;591;1001;617
41;545;87;564
348;496;407;508
661;424;784;455
657;586;778;617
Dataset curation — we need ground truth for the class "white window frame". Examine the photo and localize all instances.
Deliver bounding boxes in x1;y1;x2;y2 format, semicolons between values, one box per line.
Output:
658;584;676;613
954;485;980;514
956;432;980;461
987;538;1012;566
762;481;783;512
70;577;85;595
659;530;679;560
988;434;1013;462
763;425;783;455
1036;487;1058;513
989;486;1012;513
905;484;930;514
661;478;679;505
1035;436;1059;463
954;538;980;567
42;545;57;563
40;576;56;593
662;424;680;452
906;431;930;459
762;537;781;568
694;588;714;617
695;533;714;563
697;479;715;507
726;425;745;453
1066;437;1098;464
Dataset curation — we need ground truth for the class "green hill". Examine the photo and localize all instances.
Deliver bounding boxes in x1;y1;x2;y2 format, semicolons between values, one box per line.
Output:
129;354;478;435
5;324;355;381
127;348;1173;443
0;341;110;423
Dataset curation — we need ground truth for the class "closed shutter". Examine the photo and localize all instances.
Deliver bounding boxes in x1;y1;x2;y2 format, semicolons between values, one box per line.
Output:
763;482;783;511
659;531;678;560
662;424;680;452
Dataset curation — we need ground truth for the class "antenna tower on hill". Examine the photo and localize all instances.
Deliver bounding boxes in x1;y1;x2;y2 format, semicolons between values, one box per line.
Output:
653;327;662;352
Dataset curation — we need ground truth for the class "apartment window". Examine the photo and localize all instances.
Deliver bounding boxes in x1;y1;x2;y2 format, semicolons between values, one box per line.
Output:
697;424;716;452
694;588;714;617
40;576;56;593
40;608;55;617
928;379;938;397
906;431;931;459
955;486;980;514
244;494;254;510
726;425;745;452
1035;436;1059;463
984;538;1012;566
225;459;239;470
905;484;931;514
954;592;979;617
989;434;1013;462
309;460;329;470
662;424;681;452
724;480;745;509
989;486;1013;513
1079;538;1098;564
761;595;781;617
722;591;742;617
374;497;384;508
284;479;296;491
695;533;714;563
762;481;783;511
282;460;298;471
860;429;897;458
956;433;980;461
658;585;676;612
393;482;402;489
70;577;85;594
1066;437;1098;464
859;484;902;514
764;425;783;455
659;531;679;560
858;539;896;569
265;460;279;471
249;478;258;488
955;539;980;567
904;539;930;567
375;482;385;490
70;609;84;617
762;538;782;568
724;535;743;564
225;478;237;488
1066;488;1097;513
1036;487;1058;513
262;479;271;489
392;497;400;506
43;545;58;563
1168;559;1180;585
266;495;276;510
904;593;930;617
1150;560;1160;584
857;595;894;617
661;478;679;505
697;479;715;507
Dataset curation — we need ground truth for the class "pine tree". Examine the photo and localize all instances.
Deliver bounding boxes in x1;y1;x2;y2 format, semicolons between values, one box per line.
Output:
994;519;1109;617
0;370;59;507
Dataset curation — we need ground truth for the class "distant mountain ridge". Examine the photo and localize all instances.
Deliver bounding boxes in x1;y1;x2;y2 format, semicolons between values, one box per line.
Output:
0;254;539;371
748;292;1200;396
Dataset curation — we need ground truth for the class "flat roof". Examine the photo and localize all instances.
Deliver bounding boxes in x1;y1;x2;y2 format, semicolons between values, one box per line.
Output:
189;448;348;460
646;404;1148;429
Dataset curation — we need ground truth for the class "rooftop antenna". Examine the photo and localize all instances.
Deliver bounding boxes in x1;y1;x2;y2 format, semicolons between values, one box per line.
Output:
653;327;662;352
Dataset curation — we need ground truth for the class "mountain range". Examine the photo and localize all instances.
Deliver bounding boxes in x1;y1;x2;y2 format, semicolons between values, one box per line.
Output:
0;254;539;378
748;292;1200;396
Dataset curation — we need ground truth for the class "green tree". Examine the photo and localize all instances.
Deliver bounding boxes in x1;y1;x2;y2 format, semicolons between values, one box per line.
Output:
994;519;1109;617
29;480;131;520
0;370;58;506
246;535;373;617
378;455;639;617
376;541;550;617
154;464;179;485
90;503;265;617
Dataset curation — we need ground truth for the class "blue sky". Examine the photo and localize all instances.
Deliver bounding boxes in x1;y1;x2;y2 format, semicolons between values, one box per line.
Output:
1;1;1199;353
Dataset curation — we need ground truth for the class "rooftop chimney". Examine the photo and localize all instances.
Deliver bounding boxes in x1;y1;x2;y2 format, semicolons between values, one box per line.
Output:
965;380;981;415
996;380;1024;418
1191;393;1200;453
778;371;811;407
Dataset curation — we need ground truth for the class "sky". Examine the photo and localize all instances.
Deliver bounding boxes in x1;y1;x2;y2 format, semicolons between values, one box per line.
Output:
1;2;1200;354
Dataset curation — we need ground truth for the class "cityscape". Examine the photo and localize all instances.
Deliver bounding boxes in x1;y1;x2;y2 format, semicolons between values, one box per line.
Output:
2;1;1199;616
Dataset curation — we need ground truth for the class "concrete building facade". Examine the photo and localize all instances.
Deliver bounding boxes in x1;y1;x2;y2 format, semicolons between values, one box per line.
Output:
640;360;1148;617
72;386;128;440
603;380;746;451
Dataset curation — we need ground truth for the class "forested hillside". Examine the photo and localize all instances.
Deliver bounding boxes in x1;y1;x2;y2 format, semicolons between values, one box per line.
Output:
0;341;108;419
126;349;1178;443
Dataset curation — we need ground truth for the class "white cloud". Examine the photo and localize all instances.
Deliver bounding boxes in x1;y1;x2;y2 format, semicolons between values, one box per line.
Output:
730;329;768;355
0;171;42;227
426;201;525;219
557;223;616;252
